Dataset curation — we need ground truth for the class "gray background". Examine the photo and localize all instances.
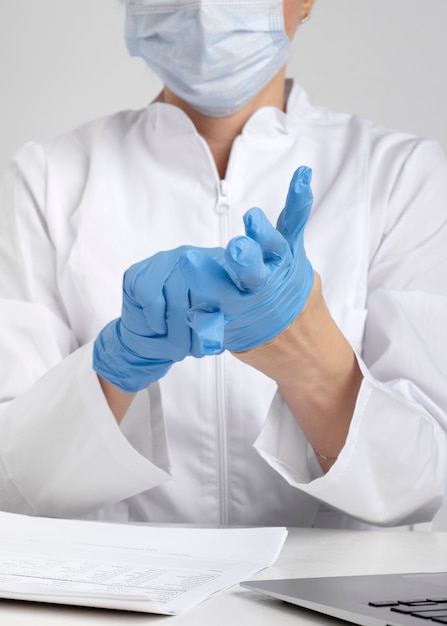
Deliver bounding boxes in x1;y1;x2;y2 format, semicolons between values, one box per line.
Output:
1;0;446;174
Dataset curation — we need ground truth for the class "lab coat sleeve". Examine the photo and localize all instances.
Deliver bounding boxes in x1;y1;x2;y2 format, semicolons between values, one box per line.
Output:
255;135;447;526
0;143;170;517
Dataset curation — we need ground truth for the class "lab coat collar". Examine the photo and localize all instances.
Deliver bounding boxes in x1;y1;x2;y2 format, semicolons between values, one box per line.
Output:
146;79;312;140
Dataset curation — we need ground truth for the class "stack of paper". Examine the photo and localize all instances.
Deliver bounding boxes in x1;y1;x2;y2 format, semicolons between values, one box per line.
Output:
0;511;287;615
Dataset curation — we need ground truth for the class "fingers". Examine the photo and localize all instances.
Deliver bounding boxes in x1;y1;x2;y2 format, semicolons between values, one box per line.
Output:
179;250;236;355
179;249;239;305
187;308;225;355
225;207;290;290
161;264;193;357
225;236;268;290
243;207;288;260
124;247;194;338
122;261;168;336
276;166;313;249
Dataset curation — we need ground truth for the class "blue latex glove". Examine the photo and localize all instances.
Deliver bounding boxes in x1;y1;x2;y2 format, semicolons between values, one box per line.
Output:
93;245;224;392
178;166;315;354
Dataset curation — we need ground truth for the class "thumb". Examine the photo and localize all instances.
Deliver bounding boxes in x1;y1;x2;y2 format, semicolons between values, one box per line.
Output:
276;166;313;250
187;307;225;356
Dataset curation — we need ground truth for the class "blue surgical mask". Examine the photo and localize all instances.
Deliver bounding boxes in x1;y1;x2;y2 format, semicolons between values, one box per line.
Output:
124;0;291;118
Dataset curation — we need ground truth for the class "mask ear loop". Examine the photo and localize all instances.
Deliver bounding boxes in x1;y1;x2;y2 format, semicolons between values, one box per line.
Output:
300;15;310;24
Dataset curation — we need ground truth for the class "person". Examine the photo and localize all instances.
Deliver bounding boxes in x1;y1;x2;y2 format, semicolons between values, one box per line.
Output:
0;0;446;529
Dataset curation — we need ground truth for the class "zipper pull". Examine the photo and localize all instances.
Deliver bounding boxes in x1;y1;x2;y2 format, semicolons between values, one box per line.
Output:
216;179;230;214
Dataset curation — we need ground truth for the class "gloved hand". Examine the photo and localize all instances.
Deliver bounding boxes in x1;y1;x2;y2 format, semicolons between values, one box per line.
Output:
93;245;224;392
178;166;315;354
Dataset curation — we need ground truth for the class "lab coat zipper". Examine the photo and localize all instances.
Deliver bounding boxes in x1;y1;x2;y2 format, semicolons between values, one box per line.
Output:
217;179;230;245
215;178;230;525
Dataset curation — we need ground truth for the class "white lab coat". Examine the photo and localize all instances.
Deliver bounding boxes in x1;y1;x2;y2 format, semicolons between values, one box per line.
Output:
1;82;447;527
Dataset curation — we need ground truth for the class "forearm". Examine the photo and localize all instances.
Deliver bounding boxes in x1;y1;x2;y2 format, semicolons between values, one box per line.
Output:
234;273;363;472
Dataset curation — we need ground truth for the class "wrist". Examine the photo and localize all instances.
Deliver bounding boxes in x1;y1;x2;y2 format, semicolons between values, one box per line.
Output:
93;319;172;393
97;375;135;425
233;272;363;420
232;273;324;383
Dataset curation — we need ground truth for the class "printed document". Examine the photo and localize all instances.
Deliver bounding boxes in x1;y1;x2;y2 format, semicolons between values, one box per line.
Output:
0;511;287;614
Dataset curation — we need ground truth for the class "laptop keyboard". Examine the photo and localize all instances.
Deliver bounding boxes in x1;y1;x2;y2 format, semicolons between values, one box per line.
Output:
369;598;447;623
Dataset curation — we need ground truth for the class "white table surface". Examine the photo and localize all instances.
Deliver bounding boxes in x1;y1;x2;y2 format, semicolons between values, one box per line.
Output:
1;527;446;625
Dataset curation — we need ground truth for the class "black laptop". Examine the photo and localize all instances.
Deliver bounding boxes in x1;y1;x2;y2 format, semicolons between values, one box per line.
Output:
241;571;447;625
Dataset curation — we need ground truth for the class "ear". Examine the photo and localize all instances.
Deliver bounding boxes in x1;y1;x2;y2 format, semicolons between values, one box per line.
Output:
301;0;316;21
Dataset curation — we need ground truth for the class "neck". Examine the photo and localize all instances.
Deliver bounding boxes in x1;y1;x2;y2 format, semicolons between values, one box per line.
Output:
163;68;287;179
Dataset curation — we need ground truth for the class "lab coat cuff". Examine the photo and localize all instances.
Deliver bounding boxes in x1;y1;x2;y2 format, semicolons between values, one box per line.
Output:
80;342;172;479
254;390;321;485
256;352;447;525
254;353;378;488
